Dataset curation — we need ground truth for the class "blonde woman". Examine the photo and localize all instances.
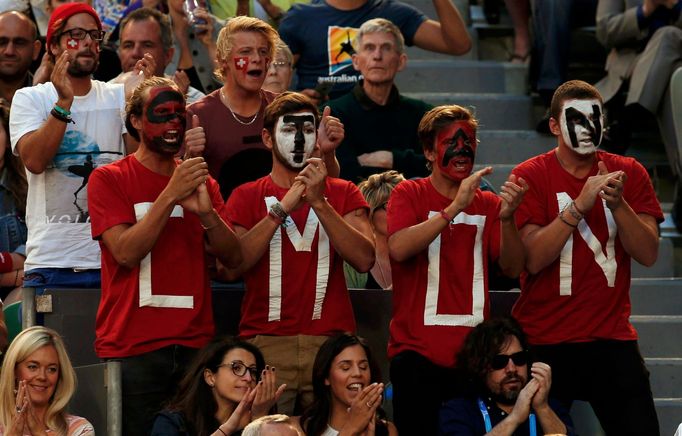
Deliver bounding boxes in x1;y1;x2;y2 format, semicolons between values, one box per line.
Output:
0;326;94;435
345;170;405;290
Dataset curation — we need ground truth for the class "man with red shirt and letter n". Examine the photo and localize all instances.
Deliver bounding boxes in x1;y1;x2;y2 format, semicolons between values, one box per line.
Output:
511;79;663;435
387;105;528;436
88;77;242;436
222;92;375;416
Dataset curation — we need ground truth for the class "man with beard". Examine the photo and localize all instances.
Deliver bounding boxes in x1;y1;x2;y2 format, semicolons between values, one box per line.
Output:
88;77;242;435
0;11;40;103
9;3;131;294
511;80;663;434
439;317;574;435
221;92;375;415
386;105;528;435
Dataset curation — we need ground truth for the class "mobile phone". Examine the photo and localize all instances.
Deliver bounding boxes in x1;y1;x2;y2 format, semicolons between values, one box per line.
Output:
184;0;207;27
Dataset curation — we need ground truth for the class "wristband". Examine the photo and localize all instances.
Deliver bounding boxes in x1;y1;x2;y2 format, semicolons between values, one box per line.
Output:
269;202;288;221
267;210;284;226
558;210;578;228
565;202;583;221
217;427;228;436
572;201;586;216
53;103;71;117
50;108;74;124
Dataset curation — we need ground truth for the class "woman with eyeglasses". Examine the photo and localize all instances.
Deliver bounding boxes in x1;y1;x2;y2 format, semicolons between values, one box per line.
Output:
294;333;397;436
151;337;285;436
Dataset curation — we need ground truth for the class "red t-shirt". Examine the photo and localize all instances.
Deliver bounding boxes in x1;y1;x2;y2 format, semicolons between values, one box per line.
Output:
226;175;368;337
512;150;663;345
387;177;501;368
88;155;224;358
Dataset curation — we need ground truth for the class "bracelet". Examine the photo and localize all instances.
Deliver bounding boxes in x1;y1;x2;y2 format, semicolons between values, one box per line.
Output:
438;209;452;224
572;201;586;216
269;202;288;221
267;210;284;226
217;427;228;436
565;202;583;222
50;108;74;124
53;103;71;117
558;210;578;228
13;270;19;287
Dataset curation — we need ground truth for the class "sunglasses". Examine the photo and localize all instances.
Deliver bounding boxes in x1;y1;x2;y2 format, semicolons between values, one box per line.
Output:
490;350;529;370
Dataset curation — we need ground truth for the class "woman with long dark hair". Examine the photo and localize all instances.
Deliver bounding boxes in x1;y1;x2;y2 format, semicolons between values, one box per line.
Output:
152;337;284;436
297;333;397;436
0;98;27;297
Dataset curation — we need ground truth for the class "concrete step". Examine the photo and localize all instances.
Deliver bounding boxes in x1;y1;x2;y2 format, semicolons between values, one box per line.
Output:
647;358;682;398
631;279;682;315
403;93;535;130
632;315;682;358
475;130;555;162
396;59;527;94
654;398;682;436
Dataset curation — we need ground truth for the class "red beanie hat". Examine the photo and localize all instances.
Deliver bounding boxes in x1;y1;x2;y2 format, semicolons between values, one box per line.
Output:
46;3;102;48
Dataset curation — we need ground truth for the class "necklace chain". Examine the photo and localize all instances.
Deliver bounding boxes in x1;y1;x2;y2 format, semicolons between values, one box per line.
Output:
220;88;259;126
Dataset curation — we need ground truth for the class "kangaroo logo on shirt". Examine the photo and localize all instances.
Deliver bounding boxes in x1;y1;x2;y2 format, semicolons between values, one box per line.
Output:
327;26;358;75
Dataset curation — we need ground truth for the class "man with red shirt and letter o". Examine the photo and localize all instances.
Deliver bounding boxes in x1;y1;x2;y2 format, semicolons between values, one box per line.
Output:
222;91;374;415
512;80;663;434
387;104;528;435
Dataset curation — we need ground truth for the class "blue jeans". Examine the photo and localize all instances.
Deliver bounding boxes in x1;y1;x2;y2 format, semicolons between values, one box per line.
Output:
23;268;101;295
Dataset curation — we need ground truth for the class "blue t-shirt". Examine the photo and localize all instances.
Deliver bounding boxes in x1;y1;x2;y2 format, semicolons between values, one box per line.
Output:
279;0;426;98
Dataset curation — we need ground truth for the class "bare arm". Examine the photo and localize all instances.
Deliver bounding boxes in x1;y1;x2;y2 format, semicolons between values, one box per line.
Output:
17;51;73;174
389;167;491;262
412;0;472;55
496;174;528;278
486;380;538;436
100;158;209;268
530;363;567;435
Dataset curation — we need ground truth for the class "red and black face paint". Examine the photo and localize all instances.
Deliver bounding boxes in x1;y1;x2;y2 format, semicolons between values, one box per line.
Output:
141;86;187;155
435;121;477;181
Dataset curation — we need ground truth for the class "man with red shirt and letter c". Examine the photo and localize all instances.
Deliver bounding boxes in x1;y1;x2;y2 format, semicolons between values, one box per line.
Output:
511;79;663;435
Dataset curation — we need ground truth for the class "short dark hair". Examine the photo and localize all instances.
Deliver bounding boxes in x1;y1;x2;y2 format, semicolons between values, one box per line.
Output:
263;91;320;134
456;316;529;384
418;105;478;171
119;7;173;52
550;80;603;120
124;76;181;141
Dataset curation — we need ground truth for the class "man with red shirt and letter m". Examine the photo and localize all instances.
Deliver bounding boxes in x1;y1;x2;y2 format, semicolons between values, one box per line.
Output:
512;79;663;435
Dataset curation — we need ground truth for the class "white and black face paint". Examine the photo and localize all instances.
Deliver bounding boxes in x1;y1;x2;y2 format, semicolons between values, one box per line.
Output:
274;111;317;169
560;99;604;155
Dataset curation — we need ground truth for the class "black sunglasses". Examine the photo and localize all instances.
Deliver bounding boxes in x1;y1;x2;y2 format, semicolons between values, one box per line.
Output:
490;350;529;370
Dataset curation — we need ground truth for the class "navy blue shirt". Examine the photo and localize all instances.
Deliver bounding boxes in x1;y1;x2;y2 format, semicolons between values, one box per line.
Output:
439;396;575;436
279;0;426;98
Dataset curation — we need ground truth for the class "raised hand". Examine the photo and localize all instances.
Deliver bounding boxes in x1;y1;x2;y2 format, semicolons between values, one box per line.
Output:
219;387;257;435
184;114;205;158
7;380;29;436
317;106;345;155
251;365;287;419
340;383;384;436
172;70;191;96
530;362;552;411
597;160;627;211
165;157;209;202
51;51;74;106
499;173;528;221
295;157;327;207
508;378;539;425
452;166;493;213
280;180;306;214
574;162;623;214
192;7;214;45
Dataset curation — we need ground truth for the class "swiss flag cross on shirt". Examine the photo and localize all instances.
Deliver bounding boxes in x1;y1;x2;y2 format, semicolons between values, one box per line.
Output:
234;56;248;70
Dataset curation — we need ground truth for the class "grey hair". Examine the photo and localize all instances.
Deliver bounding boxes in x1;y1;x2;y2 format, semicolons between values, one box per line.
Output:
274;38;294;66
354;18;405;54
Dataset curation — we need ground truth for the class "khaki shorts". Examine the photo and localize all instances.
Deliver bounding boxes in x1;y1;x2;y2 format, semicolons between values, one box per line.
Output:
247;334;328;415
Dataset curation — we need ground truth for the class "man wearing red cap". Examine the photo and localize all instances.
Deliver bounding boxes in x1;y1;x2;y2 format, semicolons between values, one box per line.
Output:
8;3;130;295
